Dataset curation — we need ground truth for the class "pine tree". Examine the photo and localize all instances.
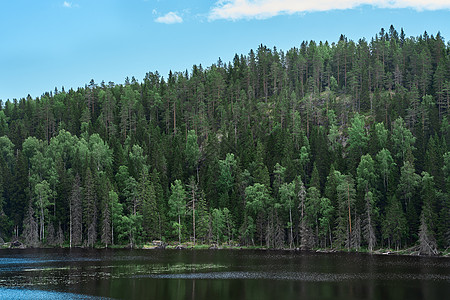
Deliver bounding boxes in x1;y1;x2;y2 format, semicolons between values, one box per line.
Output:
382;195;407;250
334;171;356;249
195;190;210;243
319;197;333;248
83;168;97;247
141;179;158;242
305;186;321;247
418;172;438;255
70;174;82;247
101;195;111;247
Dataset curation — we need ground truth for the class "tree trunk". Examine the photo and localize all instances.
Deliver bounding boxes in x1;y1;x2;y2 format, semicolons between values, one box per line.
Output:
178;214;181;243
347;182;352;236
173;102;176;135
70;200;72;248
192;188;196;245
289;207;293;249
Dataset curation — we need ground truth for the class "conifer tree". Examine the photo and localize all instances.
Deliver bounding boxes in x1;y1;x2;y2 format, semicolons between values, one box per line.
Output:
382;195;407;249
418;172;438;255
334;172;356;249
70;174;82;247
141;179;158;241
83;168;97;247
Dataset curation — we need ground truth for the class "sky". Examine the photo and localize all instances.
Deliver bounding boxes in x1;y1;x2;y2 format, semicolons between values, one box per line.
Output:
1;0;449;101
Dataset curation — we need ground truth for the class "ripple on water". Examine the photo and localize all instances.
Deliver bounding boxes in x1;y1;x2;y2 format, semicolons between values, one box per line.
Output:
133;271;356;281
132;270;450;282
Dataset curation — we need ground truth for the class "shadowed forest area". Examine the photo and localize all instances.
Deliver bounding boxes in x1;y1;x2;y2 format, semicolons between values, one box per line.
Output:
0;26;449;254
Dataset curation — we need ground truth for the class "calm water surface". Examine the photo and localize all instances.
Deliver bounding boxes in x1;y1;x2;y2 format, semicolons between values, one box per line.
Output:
0;248;448;299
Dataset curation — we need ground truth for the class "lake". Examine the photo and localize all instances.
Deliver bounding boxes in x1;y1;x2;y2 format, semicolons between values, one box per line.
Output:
0;248;449;299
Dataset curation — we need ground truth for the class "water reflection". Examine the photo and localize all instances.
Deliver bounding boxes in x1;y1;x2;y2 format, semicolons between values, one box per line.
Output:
0;249;448;300
133;270;450;282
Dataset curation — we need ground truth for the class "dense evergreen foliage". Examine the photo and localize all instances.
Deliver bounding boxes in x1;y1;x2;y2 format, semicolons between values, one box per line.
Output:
1;26;449;253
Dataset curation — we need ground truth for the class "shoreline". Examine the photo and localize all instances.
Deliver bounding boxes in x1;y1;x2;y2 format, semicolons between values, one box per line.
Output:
3;241;449;258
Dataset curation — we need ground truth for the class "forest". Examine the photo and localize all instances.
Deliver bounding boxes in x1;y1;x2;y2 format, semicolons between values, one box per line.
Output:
0;26;449;254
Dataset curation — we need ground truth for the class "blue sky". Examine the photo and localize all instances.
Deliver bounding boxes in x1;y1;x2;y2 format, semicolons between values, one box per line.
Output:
1;0;449;101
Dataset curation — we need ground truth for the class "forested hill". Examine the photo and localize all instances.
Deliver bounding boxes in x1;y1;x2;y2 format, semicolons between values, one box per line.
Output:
0;26;449;254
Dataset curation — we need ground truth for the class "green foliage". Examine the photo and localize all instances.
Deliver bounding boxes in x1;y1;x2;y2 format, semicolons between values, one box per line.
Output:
217;153;237;207
88;133;113;173
34;180;52;241
382;195;407;249
357;154;377;193
185;130;200;173
419;172;438;255
211;208;225;244
327;111;341;152
280;181;296;247
273;163;286;197
194;192;210;243
280;182;295;213
334;171;356;249
397;161;421;207
168;179;186;243
348;113;368;157
0;27;448;253
376;149;396;195
392;117;416;163
118;213;143;248
305;186;321;247
0;136;14;168
374;122;388;150
141;179;158;241
319;197;333;246
245;183;271;216
443;152;450;191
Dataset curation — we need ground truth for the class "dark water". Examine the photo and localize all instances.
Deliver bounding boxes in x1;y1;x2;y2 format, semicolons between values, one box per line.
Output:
0;249;449;299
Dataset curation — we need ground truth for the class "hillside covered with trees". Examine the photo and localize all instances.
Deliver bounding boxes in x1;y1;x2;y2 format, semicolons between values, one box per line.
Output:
0;26;449;254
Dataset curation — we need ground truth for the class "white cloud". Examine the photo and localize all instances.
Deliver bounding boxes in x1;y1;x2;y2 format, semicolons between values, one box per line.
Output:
63;1;72;8
209;0;450;20
155;12;183;24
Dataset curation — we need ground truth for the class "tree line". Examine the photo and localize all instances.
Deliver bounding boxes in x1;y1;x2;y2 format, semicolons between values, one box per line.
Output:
0;26;449;254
